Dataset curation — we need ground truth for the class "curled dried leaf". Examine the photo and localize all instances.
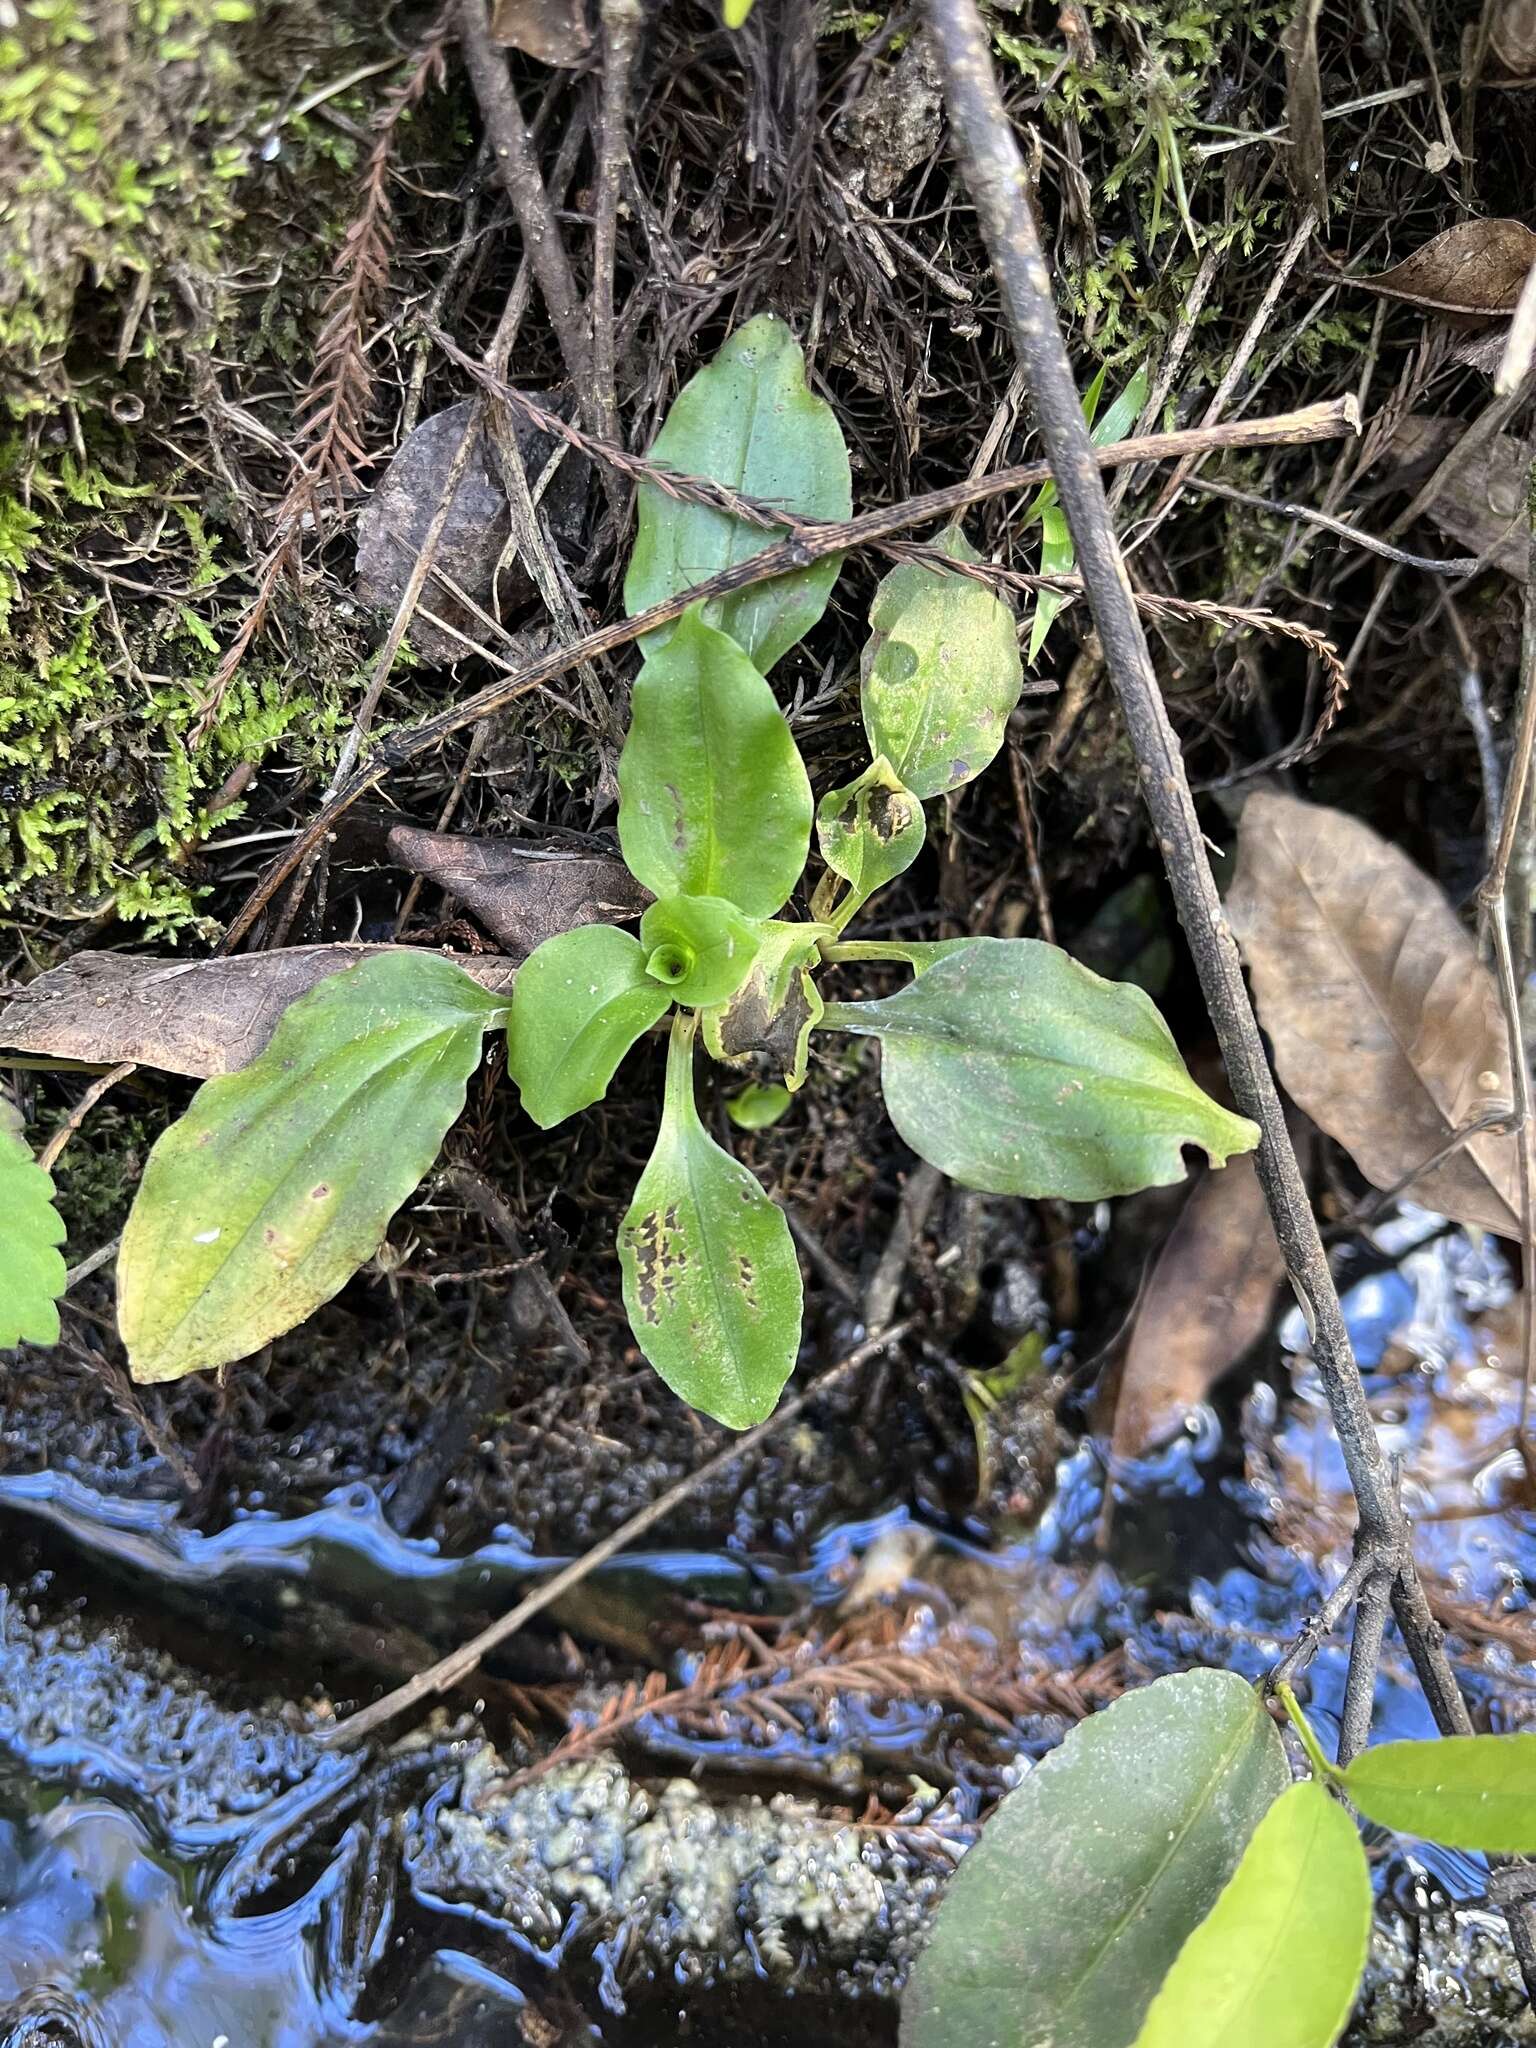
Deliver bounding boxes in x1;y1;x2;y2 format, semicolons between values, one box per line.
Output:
1492;0;1536;76
0;948;518;1081
1227;791;1521;1236
1386;418;1529;581
1349;219;1536;320
387;824;648;955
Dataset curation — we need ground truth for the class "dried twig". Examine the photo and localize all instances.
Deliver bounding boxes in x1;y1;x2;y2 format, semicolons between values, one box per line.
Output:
923;0;1536;1992
314;1320;912;1747
193;24;451;739
455;0;591;388
221;395;1356;949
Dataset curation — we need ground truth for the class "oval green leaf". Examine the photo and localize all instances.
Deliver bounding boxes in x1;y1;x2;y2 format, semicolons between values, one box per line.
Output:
817;754;926;903
900;1669;1290;2048
1133;1780;1371;2048
1343;1733;1536;1852
618;1016;802;1428
507;924;672;1129
821;938;1259;1199
624;314;852;674
617;606;813;917
727;1081;793;1130
0;1097;66;1349
641;894;761;1008
861;525;1023;800
118;951;506;1383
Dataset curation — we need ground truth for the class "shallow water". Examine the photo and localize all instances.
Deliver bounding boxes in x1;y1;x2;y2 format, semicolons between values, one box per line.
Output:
4;1214;1536;2042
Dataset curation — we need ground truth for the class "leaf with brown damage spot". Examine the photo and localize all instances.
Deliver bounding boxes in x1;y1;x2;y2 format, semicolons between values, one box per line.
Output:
617;1016;801;1429
1227;790;1521;1236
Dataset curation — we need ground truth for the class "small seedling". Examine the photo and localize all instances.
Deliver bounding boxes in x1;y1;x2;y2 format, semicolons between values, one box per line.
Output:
112;316;1257;1425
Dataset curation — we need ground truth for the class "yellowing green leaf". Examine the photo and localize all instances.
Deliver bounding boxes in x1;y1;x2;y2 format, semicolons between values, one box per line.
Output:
1343;1733;1536;1852
641;894;761;1008
1133;1781;1371;2048
617;607;813;917
822;938;1259;1199
618;1016;801;1428
507;924;671;1129
118;952;505;1384
624;315;851;673
861;526;1022;800
0;1097;66;1349
900;1669;1290;2048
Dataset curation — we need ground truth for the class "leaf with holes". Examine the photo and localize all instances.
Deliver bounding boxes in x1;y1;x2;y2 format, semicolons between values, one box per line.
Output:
0;1097;66;1349
900;1669;1290;2048
618;1018;801;1428
822;939;1259;1200
861;525;1023;799
118;951;507;1384
507;924;671;1129
624;314;851;673
617;608;813;917
1132;1780;1371;2048
1343;1734;1536;1852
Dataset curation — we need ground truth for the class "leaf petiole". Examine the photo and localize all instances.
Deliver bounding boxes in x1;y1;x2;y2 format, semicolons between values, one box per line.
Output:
1276;1681;1343;1784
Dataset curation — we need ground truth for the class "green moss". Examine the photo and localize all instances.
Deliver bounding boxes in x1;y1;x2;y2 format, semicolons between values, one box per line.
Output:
995;0;1290;361
0;0;416;939
0;431;361;937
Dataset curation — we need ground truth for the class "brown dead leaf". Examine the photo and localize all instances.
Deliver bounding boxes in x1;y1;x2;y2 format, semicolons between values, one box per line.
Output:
1387;417;1530;579
1108;1148;1289;1462
1349;219;1536;320
1493;0;1536;74
1280;0;1328;220
0;947;518;1081
1227;791;1521;1237
354;399;590;664
489;0;591;65
387;826;648;955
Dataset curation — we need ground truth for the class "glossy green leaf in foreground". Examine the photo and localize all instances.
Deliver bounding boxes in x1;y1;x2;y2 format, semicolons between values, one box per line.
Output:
1133;1780;1371;2048
508;925;671;1129
0;1097;66;1349
618;1014;802;1428
641;894;761;1009
118;951;506;1383
1343;1733;1536;1852
624;314;852;674
822;938;1259;1200
900;1669;1290;2048
617;607;813;917
816;754;926;907
860;525;1023;800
